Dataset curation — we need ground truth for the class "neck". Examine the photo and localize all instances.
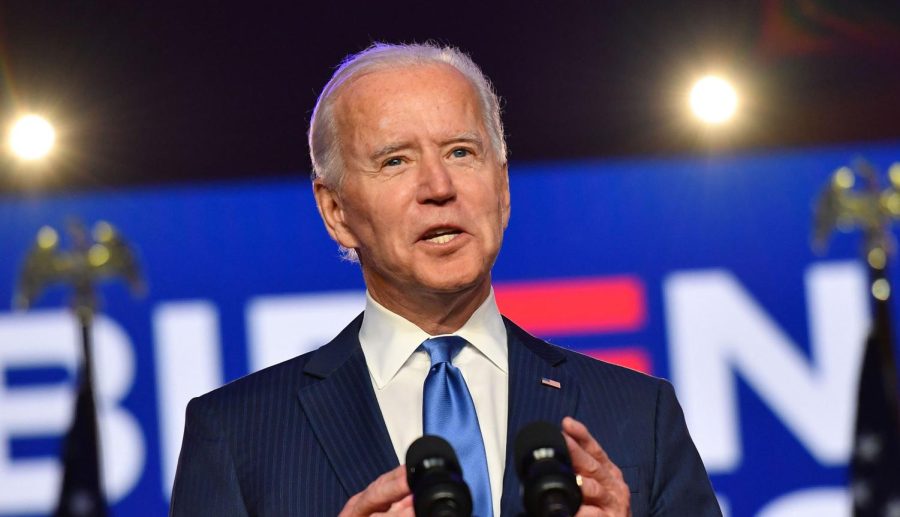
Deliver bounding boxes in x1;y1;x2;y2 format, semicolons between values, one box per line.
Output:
365;276;492;336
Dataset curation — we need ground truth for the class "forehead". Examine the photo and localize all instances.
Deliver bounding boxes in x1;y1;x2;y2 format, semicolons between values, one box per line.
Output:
333;63;485;150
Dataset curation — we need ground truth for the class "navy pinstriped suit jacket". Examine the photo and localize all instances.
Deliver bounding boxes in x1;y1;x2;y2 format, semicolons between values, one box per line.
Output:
170;314;721;516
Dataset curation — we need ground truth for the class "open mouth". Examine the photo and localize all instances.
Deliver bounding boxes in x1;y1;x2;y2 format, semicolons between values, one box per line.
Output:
420;227;463;245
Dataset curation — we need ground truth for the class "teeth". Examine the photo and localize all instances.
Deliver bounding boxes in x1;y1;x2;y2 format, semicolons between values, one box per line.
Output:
426;233;458;244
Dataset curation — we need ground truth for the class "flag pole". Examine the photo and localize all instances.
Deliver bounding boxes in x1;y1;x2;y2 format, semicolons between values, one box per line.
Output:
15;220;144;517
813;159;900;516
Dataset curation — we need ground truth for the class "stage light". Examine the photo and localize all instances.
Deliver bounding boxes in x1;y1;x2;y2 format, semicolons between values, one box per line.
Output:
689;76;738;124
8;114;56;160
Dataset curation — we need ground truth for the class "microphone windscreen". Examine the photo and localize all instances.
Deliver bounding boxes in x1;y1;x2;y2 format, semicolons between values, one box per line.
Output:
514;421;570;475
406;435;460;472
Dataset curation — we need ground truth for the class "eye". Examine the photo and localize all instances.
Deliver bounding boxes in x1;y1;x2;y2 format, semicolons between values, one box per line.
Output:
450;148;471;158
383;157;403;167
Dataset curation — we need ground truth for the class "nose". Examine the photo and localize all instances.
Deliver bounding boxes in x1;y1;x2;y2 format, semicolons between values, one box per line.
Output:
417;154;456;205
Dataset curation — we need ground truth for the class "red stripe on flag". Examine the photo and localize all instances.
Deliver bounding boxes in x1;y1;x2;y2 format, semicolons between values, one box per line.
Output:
495;276;645;336
584;347;652;375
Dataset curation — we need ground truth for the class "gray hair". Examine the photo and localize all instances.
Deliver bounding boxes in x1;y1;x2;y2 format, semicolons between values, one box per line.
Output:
307;42;507;188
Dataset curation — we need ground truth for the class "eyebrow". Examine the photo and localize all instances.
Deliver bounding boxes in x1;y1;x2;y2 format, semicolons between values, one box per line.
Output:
370;141;413;161
442;132;484;150
368;132;485;162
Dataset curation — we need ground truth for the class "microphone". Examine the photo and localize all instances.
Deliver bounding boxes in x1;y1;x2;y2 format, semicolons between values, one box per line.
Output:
515;421;582;517
406;435;473;517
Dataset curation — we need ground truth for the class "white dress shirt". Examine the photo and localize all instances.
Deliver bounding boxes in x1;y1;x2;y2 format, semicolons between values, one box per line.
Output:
359;289;509;516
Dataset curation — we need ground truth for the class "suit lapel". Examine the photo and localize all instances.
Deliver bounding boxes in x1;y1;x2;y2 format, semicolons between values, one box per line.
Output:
295;313;581;511
297;313;399;497
500;318;581;515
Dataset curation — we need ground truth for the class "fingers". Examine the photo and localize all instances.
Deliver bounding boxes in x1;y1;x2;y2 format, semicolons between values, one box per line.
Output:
372;494;415;517
562;417;630;516
392;494;414;509
339;465;411;517
563;417;622;484
564;432;619;505
563;417;612;465
574;506;604;517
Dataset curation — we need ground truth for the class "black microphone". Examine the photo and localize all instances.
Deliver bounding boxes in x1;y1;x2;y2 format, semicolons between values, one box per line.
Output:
406;435;473;517
515;421;582;517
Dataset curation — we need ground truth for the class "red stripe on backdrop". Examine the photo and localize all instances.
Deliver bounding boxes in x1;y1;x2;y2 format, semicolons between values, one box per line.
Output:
495;276;646;336
584;348;652;375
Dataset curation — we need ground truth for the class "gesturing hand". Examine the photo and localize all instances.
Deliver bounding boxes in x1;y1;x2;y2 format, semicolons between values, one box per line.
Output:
338;464;414;517
562;417;631;517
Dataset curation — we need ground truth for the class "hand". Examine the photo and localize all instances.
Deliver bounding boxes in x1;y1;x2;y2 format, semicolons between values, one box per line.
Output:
562;416;631;517
338;464;414;517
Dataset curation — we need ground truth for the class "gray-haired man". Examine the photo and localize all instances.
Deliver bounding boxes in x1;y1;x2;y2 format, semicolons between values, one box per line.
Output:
170;42;721;517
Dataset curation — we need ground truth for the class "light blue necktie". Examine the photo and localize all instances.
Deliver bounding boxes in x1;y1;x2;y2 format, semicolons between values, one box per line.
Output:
422;336;493;517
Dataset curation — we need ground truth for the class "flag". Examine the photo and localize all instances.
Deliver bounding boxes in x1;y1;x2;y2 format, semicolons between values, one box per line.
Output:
850;301;900;516
54;334;107;517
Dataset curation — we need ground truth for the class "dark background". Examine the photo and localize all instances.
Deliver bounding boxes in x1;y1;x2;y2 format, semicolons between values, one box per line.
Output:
2;1;900;192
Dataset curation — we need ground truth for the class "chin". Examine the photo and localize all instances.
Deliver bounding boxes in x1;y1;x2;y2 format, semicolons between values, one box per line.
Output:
417;267;489;295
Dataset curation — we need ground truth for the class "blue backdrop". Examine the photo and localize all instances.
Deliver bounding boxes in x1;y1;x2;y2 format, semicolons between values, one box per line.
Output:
1;141;897;516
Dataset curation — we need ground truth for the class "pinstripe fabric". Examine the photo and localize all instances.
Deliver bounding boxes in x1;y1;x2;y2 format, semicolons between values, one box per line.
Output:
498;317;721;516
170;313;392;516
170;313;720;516
297;346;397;496
499;319;579;514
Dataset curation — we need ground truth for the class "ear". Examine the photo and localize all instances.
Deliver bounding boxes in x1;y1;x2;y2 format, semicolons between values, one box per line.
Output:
313;179;361;249
499;162;511;229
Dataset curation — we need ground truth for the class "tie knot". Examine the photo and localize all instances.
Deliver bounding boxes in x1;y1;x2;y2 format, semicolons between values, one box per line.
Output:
422;335;467;366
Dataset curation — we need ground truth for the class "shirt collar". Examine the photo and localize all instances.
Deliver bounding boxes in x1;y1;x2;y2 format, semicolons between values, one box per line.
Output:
359;288;509;389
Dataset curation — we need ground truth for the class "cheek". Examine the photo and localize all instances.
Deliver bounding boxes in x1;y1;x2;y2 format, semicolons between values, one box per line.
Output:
356;206;412;257
348;195;389;232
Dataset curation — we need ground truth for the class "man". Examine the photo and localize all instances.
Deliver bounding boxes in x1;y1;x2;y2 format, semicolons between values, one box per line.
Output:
170;42;721;516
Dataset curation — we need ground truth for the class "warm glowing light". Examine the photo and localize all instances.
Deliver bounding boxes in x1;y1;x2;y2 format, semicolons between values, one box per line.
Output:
833;167;855;189
37;226;59;249
9;115;56;160
689;76;738;124
872;278;891;301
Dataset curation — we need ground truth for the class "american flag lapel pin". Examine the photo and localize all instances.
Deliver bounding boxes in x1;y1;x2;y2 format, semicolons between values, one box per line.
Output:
541;377;561;389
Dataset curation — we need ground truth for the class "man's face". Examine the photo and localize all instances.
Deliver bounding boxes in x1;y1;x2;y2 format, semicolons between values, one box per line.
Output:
315;63;510;303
